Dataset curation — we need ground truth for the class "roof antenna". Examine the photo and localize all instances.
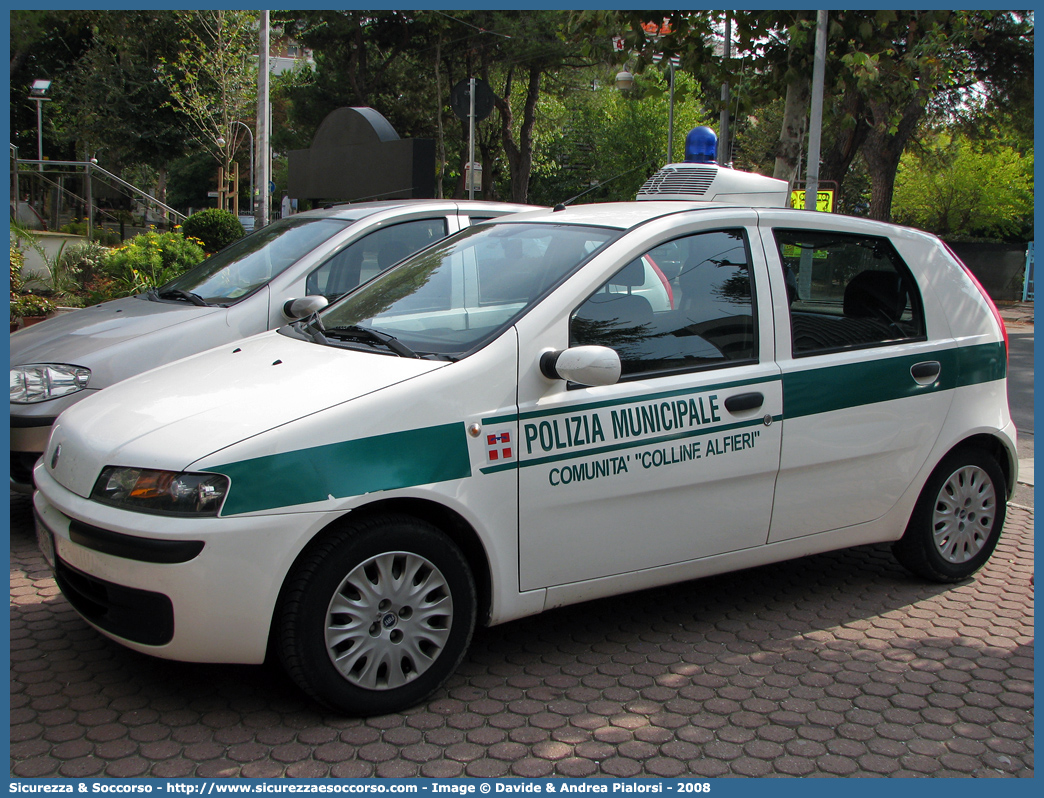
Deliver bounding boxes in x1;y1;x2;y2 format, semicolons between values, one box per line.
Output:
554;159;657;208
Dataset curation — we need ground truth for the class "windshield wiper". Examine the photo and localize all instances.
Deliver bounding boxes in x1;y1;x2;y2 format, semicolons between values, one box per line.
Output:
156;288;209;307
291;310;329;345
324;325;419;358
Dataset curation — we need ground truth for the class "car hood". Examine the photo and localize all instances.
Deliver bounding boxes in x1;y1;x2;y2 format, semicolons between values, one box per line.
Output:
10;295;224;369
45;330;446;498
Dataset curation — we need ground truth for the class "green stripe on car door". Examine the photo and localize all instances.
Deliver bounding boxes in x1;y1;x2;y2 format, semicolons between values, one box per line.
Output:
208;423;472;515
783;341;1004;419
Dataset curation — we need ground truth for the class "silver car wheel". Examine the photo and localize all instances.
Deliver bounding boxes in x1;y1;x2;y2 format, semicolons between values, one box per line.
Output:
932;465;997;564
324;550;454;691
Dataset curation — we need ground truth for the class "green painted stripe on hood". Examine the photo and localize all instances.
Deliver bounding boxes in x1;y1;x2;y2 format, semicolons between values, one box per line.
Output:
209;423;471;515
783;341;1004;419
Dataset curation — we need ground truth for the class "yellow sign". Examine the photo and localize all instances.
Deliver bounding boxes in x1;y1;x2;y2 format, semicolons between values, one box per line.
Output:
790;189;835;213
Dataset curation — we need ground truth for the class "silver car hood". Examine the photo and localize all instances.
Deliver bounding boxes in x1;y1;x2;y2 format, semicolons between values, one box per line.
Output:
10;295;224;367
9;295;262;397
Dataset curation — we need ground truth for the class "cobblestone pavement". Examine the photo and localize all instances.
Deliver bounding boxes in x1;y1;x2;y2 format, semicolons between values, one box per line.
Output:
10;491;1034;779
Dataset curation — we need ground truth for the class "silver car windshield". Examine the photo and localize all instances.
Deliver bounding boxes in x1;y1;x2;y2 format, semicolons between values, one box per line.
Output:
161;217;354;304
309;222;617;358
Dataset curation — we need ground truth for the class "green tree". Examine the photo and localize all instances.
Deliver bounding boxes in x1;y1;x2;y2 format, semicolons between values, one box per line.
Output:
10;10;95;161
573;10;1034;221
60;12;189;200
280;10;597;203
529;68;710;206
892;133;1033;241
157;10;259;189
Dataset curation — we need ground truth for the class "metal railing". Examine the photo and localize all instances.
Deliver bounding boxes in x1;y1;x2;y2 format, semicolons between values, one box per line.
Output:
11;154;186;241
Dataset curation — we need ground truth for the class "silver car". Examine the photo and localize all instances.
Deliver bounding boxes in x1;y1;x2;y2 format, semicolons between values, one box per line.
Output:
10;200;534;490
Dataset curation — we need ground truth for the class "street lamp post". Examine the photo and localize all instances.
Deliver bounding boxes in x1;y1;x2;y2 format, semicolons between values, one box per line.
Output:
232;121;255;220
29;79;51;173
218;121;254;220
618;55;680;165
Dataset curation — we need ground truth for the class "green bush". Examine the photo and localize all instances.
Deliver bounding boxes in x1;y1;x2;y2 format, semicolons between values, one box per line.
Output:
10;292;56;319
10;242;25;292
181;209;245;253
47;240;111;297
59;221;122;247
97;229;206;300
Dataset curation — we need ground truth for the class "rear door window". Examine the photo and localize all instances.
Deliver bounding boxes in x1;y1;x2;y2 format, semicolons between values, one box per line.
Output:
772;229;926;356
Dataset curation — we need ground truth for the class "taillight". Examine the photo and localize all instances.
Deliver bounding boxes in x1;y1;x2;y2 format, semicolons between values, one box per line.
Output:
942;242;1009;366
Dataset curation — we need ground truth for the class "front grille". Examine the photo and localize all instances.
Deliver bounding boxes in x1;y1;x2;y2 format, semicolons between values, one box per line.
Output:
54;557;174;646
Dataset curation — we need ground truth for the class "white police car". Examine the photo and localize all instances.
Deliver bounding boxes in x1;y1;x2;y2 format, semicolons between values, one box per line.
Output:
33;163;1015;715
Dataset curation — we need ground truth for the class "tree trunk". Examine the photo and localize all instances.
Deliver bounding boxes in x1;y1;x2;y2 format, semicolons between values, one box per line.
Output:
773;75;810;188
772;12;814;189
495;64;542;204
862;97;925;221
819;93;870;197
434;36;445;199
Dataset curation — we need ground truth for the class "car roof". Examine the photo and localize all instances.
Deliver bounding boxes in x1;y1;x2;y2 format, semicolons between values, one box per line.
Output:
293;199;536;222
495;201;933;241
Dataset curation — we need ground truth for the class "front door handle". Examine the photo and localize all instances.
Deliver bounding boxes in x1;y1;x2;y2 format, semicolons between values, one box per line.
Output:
724;392;764;413
911;360;941;386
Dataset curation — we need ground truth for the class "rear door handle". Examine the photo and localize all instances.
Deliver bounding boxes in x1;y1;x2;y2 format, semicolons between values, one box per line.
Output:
724;392;764;413
910;360;941;385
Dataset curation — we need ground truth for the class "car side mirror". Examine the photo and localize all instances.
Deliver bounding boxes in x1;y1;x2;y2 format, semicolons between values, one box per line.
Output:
283;295;328;320
539;346;621;387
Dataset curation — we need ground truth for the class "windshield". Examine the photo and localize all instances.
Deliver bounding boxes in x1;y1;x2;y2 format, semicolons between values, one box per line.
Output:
160;217;353;304
303;222;617;359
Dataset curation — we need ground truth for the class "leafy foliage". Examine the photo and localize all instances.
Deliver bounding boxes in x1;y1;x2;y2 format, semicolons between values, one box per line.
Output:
181;209;245;253
10;240;57;320
529;68;711;206
893;134;1033;240
97;229;206;299
10;292;57;320
58;221;121;247
156;10;259;173
11;10;1034;238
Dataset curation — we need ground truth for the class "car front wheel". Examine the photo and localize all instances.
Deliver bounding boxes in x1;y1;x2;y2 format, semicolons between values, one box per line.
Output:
893;447;1006;582
278;514;476;715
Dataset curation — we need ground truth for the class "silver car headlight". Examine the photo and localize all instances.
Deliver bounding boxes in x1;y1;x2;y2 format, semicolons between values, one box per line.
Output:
91;466;230;517
10;364;91;404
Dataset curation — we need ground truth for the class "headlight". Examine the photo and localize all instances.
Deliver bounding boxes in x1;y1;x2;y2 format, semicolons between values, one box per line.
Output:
91;467;230;517
10;364;91;404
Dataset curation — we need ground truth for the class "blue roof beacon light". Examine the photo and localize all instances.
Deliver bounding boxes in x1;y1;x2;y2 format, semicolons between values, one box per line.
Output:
684;126;717;164
637;126;789;207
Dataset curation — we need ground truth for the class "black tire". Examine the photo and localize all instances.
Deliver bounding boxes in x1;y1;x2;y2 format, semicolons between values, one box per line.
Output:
277;514;476;715
893;447;1006;582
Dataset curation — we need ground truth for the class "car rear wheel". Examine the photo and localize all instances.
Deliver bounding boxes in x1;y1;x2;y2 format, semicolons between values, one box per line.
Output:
278;514;476;715
893;447;1006;582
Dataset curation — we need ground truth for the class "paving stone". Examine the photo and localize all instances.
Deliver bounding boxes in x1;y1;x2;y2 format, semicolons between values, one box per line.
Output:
7;491;1033;778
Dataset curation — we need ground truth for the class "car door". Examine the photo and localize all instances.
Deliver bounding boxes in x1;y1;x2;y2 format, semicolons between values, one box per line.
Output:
514;221;783;592
759;218;954;543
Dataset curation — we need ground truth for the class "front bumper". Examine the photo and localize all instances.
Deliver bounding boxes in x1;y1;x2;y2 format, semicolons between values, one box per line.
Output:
11;417;55;491
33;465;337;664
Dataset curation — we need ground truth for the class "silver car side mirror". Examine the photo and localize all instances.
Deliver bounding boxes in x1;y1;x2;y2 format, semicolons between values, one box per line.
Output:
283;295;328;320
539;345;621;387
